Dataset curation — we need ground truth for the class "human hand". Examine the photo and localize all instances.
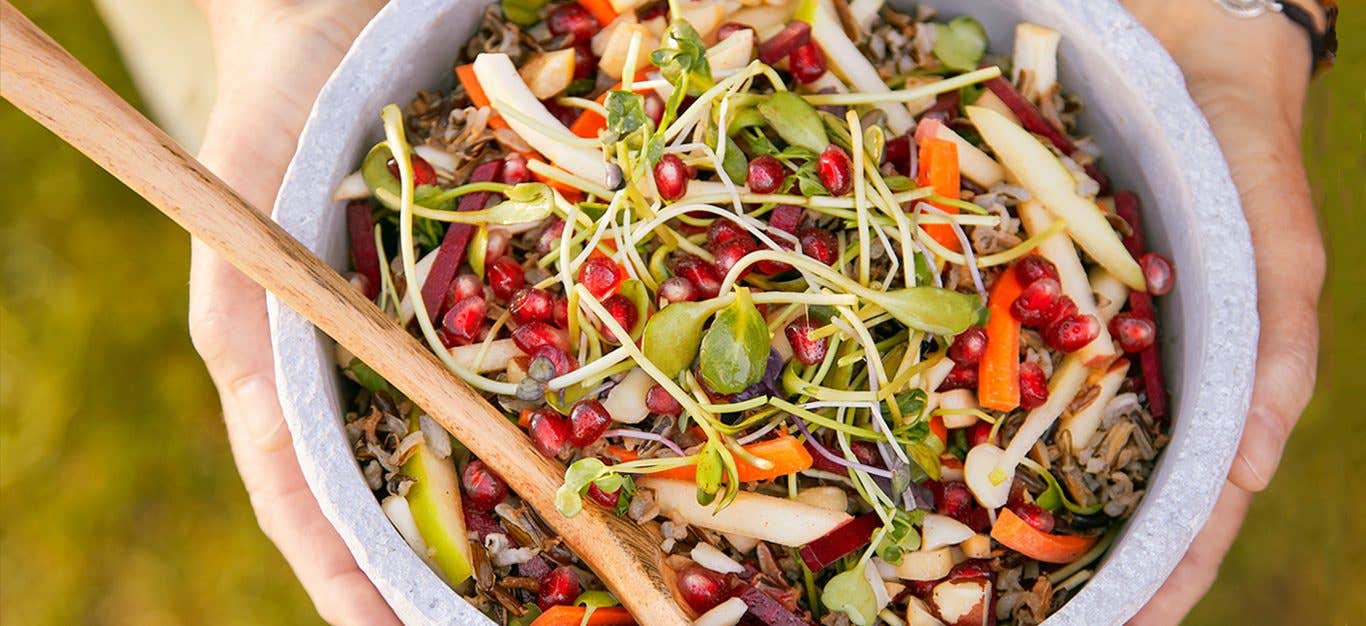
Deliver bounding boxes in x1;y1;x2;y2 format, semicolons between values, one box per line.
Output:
1119;1;1327;623
186;2;396;624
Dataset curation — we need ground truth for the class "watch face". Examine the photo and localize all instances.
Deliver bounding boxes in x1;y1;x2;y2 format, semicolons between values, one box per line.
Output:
1216;0;1279;17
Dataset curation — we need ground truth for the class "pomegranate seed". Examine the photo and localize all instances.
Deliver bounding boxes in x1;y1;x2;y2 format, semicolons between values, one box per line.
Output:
1140;252;1175;295
486;228;512;262
1045;313;1100;353
1011;502;1055;533
936;482;973;519
386;154;438;186
757;21;811;65
1010;277;1062;327
671;255;722;298
442;296;486;341
676;566;727;614
969;420;995;447
501;153;531;184
509;288;554;323
1045;295;1078;329
645;385;683;416
785;317;830;366
461;460;508;511
486;256;525;301
715;22;752;41
537;219;567;254
552;296;570;328
962;506;991;533
883;135;911;175
707;219;750;248
447;274;484;309
578;255;624;299
769;204;804;235
1110;313;1157;353
1014;255;1059;286
789;41;827;84
938;362;979;391
512;321;570;353
816;145;853;196
587;483;621;509
528;408;571;458
948;559;994;582
568;399;612;447
602;293;639;331
798;226;839;265
436;328;461;349
547;3;598;42
1019;361;1049;410
712;236;758;279
658;276;697;303
531;345;577;377
653;154;691;201
571;44;596;80
746;155;786;194
948;327;988;366
537;566;582;610
644;93;665;126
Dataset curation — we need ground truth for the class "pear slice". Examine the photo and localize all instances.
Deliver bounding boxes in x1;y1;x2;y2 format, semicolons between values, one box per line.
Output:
965;105;1146;290
402;439;473;585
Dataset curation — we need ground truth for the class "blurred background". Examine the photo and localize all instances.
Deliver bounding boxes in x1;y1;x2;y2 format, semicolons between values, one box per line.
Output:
0;1;1360;624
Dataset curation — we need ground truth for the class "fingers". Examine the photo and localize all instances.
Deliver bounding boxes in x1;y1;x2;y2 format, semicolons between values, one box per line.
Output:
1128;483;1253;626
1199;105;1326;493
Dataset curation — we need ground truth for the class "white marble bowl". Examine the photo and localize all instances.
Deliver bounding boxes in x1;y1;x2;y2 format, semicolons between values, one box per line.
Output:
269;1;1257;623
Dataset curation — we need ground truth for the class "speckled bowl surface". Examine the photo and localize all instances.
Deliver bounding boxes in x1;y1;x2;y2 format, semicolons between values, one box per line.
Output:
268;1;1257;623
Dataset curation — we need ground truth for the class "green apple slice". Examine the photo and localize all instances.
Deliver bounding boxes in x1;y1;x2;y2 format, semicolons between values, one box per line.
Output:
402;439;473;585
965;105;1146;290
795;0;915;134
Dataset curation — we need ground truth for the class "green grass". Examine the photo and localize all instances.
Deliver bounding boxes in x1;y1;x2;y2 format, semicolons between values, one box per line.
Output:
0;2;1360;624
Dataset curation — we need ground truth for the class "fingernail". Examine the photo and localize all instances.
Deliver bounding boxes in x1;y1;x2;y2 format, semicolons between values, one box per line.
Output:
229;374;293;452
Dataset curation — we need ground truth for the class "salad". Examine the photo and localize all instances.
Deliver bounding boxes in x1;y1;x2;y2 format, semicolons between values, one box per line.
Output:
333;0;1178;624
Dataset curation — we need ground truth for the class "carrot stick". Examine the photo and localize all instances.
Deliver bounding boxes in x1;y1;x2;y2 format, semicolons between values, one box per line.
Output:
917;137;962;251
531;605;636;626
456;64;509;130
991;508;1098;563
978;267;1024;411
652;434;812;483
576;0;618;28
929;415;948;446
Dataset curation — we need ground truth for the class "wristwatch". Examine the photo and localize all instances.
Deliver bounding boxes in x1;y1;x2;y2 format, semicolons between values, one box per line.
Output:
1213;0;1339;74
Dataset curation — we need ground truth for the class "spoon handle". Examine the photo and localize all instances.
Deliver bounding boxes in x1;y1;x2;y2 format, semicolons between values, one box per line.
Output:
0;3;686;622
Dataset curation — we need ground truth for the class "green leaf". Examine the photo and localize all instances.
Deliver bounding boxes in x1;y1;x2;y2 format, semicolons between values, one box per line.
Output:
699;288;772;394
726;106;767;136
757;91;829;153
1021;458;1103;515
651;20;713;91
821;565;880;626
933;16;989;72
906;431;945;480
614;475;637;517
362;143;455;212
440;183;555;225
556;458;610;517
694;442;725;505
719;135;748;184
875;509;925;564
641;300;719;378
346;359;392;393
605;90;649;137
500;0;547;25
574;590;620;608
567;78;596;97
508;604;543;626
874;287;983;336
618;280;652;341
894;390;928;423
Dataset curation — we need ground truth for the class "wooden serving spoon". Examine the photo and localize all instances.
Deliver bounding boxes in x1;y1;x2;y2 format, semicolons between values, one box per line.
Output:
0;3;688;623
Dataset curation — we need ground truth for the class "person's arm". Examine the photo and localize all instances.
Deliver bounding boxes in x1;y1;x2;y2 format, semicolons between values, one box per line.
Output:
1120;1;1327;622
187;2;398;624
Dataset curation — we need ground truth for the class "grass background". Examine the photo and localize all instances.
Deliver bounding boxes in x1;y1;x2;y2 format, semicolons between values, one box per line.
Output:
0;1;1360;624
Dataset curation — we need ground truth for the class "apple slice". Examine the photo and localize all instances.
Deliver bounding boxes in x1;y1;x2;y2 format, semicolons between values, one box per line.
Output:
448;338;524;373
729;3;798;39
518;48;577;99
1088;266;1130;322
965;105;1145;289
598;22;659;80
602;366;653;424
796;0;916;134
679;0;726;41
798;513;880;570
402;438;473;584
931;578;991;626
1018;200;1118;366
907;596;948;626
642;477;851;546
1011;23;1062;104
921;513;975;551
472;54;606;184
707;27;755;73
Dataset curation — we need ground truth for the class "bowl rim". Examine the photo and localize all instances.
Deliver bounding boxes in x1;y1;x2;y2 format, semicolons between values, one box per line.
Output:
268;1;1258;623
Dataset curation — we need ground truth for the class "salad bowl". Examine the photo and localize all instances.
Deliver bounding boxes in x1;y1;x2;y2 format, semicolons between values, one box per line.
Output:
268;0;1257;623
